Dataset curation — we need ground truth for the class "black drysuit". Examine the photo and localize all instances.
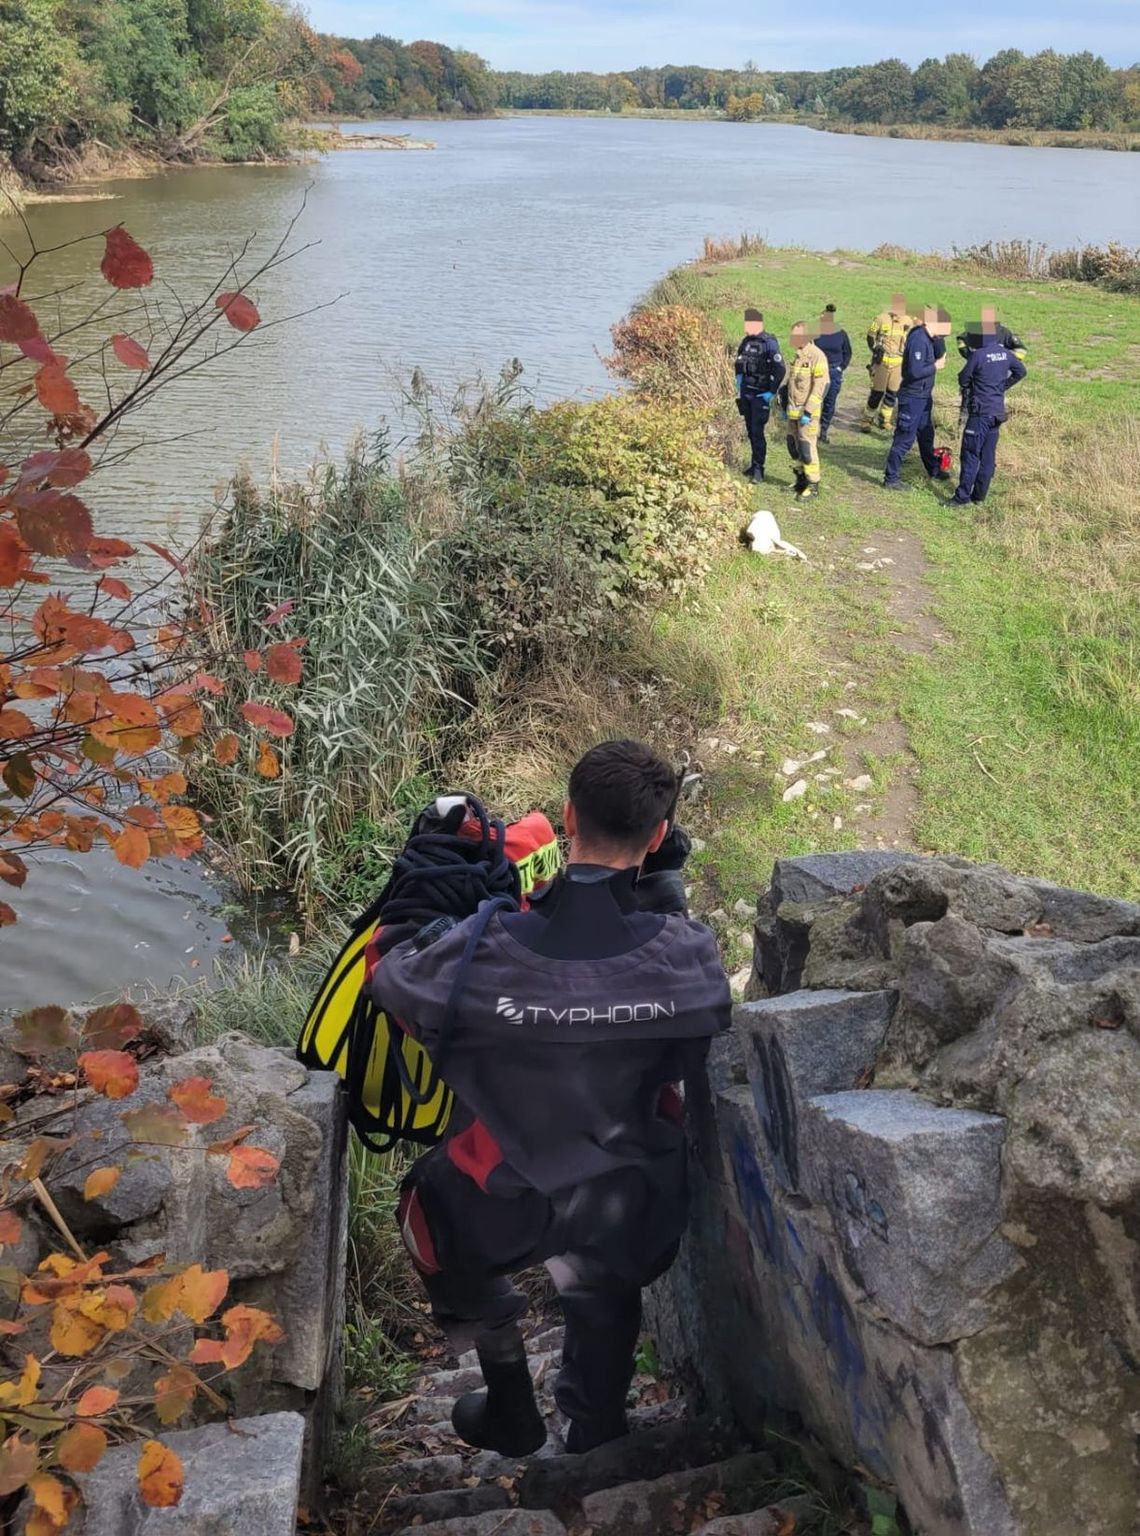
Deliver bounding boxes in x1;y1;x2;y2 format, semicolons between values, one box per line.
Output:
371;863;730;1435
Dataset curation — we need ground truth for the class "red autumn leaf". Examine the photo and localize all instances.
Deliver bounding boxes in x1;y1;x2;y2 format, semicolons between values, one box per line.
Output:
0;525;36;587
0;903;16;927
137;1440;183;1508
110;334;149;369
57;1421;108;1474
188;1302;282;1370
264;598;295;625
0;707;35;739
83;1001;143;1049
101;227;154;289
0;853;28;889
193;671;225;695
113;824;150;869
215;291;260;331
18;335;62;367
168;1076;227;1126
213;732;240;765
142;541;187;575
86;537;136;570
0;293;41;343
15;491;94;557
100;577;132;601
79;1049;139;1100
19;448;92;488
241;701;294;738
256;739;280;779
0;1211;23;1245
264;642;303;685
243;649;261;673
77;1386;120;1417
227;1143;280;1190
34;363;81;417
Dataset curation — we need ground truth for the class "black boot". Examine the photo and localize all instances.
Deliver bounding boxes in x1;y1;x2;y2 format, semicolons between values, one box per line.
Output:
566;1413;630;1455
451;1354;546;1456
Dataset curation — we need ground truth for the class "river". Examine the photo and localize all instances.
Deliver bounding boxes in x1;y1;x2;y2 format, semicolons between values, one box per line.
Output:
4;115;1138;1009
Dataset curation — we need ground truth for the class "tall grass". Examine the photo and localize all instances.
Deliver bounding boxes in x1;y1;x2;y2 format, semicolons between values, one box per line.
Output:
952;239;1140;292
702;232;768;264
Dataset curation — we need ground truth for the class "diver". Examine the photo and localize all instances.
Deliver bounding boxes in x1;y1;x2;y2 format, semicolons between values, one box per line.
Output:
370;740;731;1458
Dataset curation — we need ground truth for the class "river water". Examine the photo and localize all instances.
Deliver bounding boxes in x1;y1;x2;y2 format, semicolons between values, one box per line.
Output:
4;116;1138;1008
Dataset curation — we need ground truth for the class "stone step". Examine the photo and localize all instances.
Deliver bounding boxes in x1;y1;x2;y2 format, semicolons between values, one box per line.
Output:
459;1323;564;1371
693;1504;809;1536
409;1351;562;1421
517;1415;738;1509
380;1453;464;1493
579;1451;778;1536
384;1483;511;1526
390;1510;568;1536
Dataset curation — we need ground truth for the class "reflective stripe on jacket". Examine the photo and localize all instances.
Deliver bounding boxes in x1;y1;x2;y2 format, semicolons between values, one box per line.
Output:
786;343;829;413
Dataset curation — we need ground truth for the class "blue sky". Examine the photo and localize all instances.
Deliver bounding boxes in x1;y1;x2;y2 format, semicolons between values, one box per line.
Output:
302;1;1140;70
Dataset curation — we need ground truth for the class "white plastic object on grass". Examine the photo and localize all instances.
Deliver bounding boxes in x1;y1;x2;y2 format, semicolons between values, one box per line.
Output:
740;509;807;561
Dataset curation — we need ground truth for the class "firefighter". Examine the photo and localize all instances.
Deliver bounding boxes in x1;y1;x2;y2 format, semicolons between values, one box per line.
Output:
781;321;829;501
861;293;912;432
734;308;786;481
883;305;953;489
951;319;1027;505
816;304;852;443
371;740;730;1457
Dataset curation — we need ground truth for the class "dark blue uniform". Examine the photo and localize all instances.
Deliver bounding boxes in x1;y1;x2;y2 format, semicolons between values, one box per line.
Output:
815;329;852;435
735;332;785;478
952;341;1027;505
883;325;947;486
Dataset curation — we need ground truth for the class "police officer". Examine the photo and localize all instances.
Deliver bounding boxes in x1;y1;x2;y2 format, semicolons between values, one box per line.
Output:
862;294;912;432
951;320;1027;506
883;305;953;490
734;308;785;482
372;741;730;1457
815;303;852;443
781;321;829;501
957;305;1026;362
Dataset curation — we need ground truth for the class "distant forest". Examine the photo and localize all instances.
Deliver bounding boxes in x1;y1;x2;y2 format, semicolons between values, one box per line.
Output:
2;4;1137;183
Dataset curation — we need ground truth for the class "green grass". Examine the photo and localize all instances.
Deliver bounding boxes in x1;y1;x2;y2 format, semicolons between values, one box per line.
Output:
646;246;1140;899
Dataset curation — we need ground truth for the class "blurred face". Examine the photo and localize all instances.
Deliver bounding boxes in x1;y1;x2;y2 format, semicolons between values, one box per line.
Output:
744;318;763;336
819;312;835;334
790;325;808;350
924;305;953;337
889;292;907;317
981;305;997;335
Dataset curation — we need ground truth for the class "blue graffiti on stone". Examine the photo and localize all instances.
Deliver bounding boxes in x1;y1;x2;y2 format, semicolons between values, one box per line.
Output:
843;1170;890;1242
811;1261;890;1477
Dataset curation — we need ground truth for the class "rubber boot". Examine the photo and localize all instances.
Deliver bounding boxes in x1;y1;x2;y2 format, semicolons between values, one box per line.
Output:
451;1353;547;1456
797;481;820;501
566;1413;630;1455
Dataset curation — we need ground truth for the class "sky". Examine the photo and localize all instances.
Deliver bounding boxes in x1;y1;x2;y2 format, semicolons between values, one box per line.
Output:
301;1;1140;71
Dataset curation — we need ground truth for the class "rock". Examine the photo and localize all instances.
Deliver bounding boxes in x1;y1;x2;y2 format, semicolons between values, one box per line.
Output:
729;967;752;1000
518;1417;736;1508
800;1090;1018;1343
386;1486;511;1524
885;913;1020;1058
580;1452;777;1536
781;779;808;802
835;708;861;720
693;1501;813;1535
781;759;806;777
770;852;920;908
376;1455;464;1494
37;1412;304;1535
736;990;896;1190
804;722;831;735
391;1513;567;1536
49;1080;175;1235
843;774;873;792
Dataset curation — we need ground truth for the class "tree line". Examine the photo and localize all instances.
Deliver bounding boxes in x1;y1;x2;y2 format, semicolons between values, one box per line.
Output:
494;51;1140;132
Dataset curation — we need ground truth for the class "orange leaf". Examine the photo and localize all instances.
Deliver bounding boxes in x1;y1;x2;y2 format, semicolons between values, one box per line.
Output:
85;536;136;569
188;1302;282;1370
215;291;260;331
120;1104;187;1146
50;1301;105;1357
0;1434;38;1497
0;1352;40;1409
100;576;132;601
141;1276;181;1325
240;701;294;738
56;1421;108;1474
154;1364;198;1425
101;227;154;289
110;333;149;369
256;740;280;779
213;732;240;766
168;1076;227;1126
19;447;92;488
0;1210;23;1245
76;1385;120;1417
137;1439;184;1508
0;852;28;888
0;293;41;344
0;706;35;739
28;1471;75;1527
83;1001;143;1050
15;491;93;557
79;1049;139;1100
173;1263;229;1324
83;1166;122;1201
243;649;261;673
113;824;150;869
227;1143;280;1190
0;902;16;927
264;641;303;685
33;363;81;418
80;1283;136;1332
264;598;294;624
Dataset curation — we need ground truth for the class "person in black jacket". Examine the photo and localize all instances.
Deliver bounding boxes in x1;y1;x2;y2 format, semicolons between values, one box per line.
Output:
883;305;953;489
372;740;731;1459
734;308;786;481
815;304;852;443
951;323;1027;505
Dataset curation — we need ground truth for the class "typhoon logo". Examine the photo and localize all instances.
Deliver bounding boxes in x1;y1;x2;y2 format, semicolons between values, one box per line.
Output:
496;998;527;1024
496;997;676;1026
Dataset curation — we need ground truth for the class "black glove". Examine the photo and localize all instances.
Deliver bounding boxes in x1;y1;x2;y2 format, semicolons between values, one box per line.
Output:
642;824;692;875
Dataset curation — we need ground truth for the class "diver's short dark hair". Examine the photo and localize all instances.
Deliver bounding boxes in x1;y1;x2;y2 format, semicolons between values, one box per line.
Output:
569;739;677;848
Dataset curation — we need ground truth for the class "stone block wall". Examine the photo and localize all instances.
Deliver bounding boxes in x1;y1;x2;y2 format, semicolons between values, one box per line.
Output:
649;853;1140;1536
